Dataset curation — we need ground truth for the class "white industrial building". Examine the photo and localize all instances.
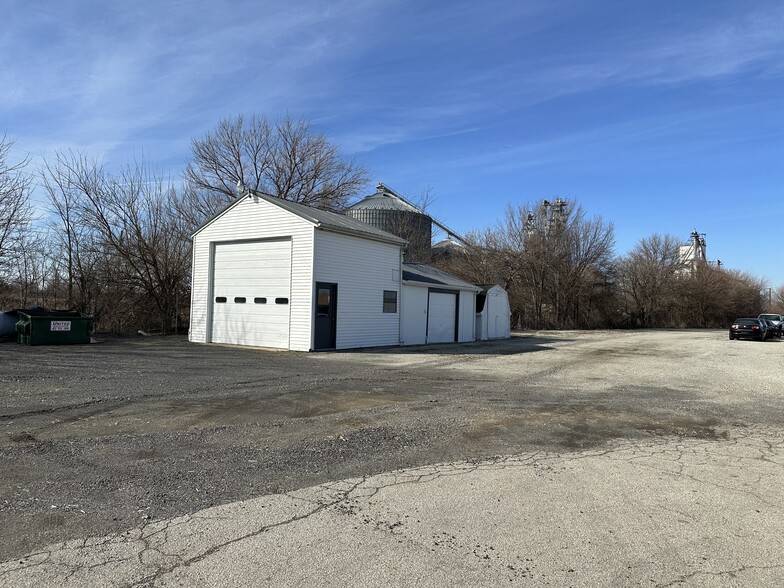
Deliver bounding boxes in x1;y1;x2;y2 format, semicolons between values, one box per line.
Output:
190;190;493;351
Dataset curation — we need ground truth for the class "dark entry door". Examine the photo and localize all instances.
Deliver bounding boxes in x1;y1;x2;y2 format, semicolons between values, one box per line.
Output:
314;282;337;350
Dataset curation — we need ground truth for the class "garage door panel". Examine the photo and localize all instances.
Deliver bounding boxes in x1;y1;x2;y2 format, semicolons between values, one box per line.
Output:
427;291;457;344
211;240;291;348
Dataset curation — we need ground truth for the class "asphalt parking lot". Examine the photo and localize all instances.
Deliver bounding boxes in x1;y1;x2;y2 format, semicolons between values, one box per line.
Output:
1;330;783;586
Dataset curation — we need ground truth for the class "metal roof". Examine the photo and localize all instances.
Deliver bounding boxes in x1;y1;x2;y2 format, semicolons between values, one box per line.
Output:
402;263;481;291
476;284;506;293
192;190;407;246
348;183;423;214
432;237;465;249
351;182;469;245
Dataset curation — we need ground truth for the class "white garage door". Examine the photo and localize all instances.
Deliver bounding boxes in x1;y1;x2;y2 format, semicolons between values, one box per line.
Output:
427;291;457;343
210;239;291;348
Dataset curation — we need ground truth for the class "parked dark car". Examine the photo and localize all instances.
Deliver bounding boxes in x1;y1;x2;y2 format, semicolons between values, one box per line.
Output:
760;318;782;339
759;314;783;338
729;318;768;341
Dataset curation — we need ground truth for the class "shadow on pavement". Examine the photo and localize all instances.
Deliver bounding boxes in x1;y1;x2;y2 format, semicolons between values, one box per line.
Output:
344;333;572;356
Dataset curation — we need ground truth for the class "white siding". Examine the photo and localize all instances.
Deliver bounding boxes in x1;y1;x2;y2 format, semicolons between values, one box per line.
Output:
190;196;314;351
314;230;401;349
401;285;428;345
459;290;476;342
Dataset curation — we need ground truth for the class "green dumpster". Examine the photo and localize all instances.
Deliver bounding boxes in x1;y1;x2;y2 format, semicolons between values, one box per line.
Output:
15;310;94;346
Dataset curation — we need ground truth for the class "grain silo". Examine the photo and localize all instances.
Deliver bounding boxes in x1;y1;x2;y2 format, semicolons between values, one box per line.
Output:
431;236;465;259
346;183;433;261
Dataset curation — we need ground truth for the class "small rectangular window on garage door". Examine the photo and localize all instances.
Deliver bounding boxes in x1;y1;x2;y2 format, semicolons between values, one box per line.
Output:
234;297;246;303
275;297;289;305
383;290;397;313
254;297;267;304
215;296;227;303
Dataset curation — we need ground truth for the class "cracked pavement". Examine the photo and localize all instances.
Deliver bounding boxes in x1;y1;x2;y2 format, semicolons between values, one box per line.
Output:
3;431;783;587
2;330;783;586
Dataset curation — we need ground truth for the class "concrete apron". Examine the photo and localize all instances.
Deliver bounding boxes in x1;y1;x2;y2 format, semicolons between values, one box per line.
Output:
2;426;783;588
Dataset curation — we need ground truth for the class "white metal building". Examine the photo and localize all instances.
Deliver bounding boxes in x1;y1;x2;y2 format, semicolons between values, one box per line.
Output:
191;190;494;351
400;263;480;345
190;191;406;351
475;285;511;340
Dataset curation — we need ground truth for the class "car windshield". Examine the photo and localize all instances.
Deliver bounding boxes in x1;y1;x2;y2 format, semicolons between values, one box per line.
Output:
759;314;779;321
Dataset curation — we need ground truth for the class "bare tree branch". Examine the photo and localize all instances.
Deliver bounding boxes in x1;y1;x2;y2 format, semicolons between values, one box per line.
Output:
0;135;32;270
184;114;368;218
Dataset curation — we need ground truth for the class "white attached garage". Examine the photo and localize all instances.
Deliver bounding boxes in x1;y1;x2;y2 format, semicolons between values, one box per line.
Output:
400;263;480;346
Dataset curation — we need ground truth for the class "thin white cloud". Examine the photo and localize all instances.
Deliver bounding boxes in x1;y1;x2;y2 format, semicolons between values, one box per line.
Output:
538;5;784;89
337;124;481;154
2;0;782;166
425;101;777;176
1;0;387;160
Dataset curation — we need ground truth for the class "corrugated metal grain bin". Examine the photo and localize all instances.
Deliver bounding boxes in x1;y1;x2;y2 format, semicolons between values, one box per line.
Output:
15;310;94;346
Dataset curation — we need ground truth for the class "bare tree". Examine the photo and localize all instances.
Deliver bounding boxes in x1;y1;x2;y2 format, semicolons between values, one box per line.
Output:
36;152;133;324
774;284;784;312
440;198;614;329
79;162;193;333
617;234;685;327
40;150;108;313
446;227;512;287
715;269;766;321
184;114;369;219
0;136;32;271
433;209;531;327
550;209;615;328
497;199;614;329
676;263;731;327
39;152;191;332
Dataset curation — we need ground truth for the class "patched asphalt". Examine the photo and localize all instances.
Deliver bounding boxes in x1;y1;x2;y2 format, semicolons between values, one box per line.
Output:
1;331;783;586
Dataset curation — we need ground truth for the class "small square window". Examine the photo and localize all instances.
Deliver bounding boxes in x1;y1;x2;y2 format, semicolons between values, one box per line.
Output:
383;290;397;313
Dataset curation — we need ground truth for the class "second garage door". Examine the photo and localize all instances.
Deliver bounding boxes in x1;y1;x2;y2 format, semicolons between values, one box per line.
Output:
210;239;291;348
427;291;457;343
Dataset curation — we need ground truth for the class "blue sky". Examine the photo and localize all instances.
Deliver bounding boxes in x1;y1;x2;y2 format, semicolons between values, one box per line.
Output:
3;0;783;285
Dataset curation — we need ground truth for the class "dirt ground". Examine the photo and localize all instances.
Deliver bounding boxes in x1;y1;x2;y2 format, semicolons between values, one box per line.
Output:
1;330;781;561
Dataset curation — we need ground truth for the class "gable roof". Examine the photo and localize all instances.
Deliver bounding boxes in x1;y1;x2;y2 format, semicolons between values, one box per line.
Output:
192;190;407;246
477;284;507;293
402;263;481;291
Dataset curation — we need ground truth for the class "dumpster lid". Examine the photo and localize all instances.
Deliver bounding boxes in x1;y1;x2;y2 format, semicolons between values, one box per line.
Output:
16;309;90;318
